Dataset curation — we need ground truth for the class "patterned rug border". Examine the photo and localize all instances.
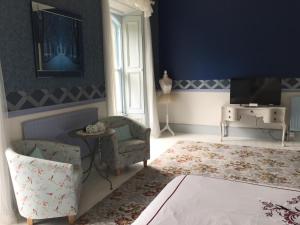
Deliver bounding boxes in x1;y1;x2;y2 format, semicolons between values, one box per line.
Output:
170;140;300;154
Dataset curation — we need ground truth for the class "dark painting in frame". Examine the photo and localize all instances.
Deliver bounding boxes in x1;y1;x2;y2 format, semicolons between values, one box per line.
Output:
31;1;84;78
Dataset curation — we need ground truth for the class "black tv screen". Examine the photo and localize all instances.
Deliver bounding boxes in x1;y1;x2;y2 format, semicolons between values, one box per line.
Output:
230;78;282;105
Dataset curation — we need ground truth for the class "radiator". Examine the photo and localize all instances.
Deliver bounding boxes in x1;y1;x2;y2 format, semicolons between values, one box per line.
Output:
290;96;300;132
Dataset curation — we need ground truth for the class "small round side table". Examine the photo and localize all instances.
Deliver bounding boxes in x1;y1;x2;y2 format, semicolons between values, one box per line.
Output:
69;128;115;189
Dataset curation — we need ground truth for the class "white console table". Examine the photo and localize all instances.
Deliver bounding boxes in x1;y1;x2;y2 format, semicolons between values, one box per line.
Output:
220;105;286;146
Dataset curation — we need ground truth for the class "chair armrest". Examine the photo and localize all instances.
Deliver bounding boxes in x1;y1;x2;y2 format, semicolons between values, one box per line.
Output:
6;148;76;179
130;122;151;141
15;140;81;166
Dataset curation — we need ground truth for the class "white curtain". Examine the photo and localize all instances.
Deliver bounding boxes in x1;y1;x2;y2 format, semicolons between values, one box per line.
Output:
144;18;160;137
102;0;118;116
123;0;154;17
0;62;17;225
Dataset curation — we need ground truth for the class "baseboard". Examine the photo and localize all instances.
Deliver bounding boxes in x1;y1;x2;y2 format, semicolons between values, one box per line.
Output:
160;123;300;141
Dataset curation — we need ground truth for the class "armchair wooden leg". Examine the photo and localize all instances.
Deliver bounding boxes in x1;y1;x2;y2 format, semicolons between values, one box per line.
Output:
115;169;122;176
68;215;76;224
27;218;33;225
143;160;148;168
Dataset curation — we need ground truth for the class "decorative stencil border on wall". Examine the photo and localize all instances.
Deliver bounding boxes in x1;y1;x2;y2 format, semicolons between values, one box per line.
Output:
173;78;300;91
6;84;106;112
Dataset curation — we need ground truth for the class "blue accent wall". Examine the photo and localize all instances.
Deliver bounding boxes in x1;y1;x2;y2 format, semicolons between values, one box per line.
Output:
0;0;105;112
151;0;160;86
158;0;300;80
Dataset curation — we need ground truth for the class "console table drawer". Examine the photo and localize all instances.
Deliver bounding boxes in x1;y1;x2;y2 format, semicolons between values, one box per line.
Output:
224;107;238;121
264;109;284;123
240;109;260;117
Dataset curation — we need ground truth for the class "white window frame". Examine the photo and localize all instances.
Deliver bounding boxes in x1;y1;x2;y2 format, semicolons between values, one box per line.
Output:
112;15;126;114
111;13;147;124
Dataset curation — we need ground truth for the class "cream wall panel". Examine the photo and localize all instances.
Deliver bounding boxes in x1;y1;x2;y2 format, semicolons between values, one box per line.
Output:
158;91;300;128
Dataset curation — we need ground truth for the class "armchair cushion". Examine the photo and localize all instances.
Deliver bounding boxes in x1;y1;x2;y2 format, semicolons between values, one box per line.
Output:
114;125;132;142
29;146;45;159
118;139;146;154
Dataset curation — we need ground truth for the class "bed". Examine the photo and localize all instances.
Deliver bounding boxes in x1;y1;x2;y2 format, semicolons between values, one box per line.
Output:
132;175;300;225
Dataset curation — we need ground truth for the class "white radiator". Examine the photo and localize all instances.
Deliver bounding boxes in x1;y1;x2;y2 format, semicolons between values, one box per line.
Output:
290;96;300;132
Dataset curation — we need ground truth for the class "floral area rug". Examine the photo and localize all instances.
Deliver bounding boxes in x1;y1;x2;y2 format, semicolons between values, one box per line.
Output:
76;141;300;225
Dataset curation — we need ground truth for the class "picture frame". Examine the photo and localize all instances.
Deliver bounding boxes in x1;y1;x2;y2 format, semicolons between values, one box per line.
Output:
31;1;84;78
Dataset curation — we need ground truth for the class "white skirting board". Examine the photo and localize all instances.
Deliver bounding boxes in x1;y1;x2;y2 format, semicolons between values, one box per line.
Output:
160;123;300;141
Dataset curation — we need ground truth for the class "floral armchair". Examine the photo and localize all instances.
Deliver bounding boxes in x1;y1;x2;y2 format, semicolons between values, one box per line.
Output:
99;116;151;175
5;140;82;225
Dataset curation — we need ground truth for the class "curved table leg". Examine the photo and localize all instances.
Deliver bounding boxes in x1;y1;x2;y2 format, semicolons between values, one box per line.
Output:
282;123;286;147
82;139;96;183
94;139;113;190
77;135;114;189
220;122;223;142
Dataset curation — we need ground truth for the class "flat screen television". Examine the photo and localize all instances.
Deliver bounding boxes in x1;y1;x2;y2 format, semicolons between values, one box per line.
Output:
230;78;282;106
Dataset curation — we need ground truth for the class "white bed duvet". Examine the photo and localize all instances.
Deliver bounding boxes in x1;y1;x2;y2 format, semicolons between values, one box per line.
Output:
132;175;300;225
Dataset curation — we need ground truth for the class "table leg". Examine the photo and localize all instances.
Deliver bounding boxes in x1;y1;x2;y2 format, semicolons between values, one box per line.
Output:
79;137;113;189
94;140;113;190
82;139;97;183
220;122;223;142
282;123;286;147
225;121;229;137
94;162;113;190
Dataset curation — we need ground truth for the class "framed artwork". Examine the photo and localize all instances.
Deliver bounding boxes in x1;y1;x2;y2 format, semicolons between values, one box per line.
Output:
31;1;84;78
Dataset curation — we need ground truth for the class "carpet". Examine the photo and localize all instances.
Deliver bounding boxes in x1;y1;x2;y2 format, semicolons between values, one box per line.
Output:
76;141;300;225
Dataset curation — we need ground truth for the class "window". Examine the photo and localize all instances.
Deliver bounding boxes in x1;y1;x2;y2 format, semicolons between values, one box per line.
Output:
112;15;125;114
111;14;146;124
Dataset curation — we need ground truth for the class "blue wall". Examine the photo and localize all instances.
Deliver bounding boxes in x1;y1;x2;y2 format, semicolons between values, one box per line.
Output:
158;0;300;80
0;0;105;112
151;0;160;85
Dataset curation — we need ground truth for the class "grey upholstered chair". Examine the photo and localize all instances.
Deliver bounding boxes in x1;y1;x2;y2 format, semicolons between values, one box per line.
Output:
99;116;151;175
